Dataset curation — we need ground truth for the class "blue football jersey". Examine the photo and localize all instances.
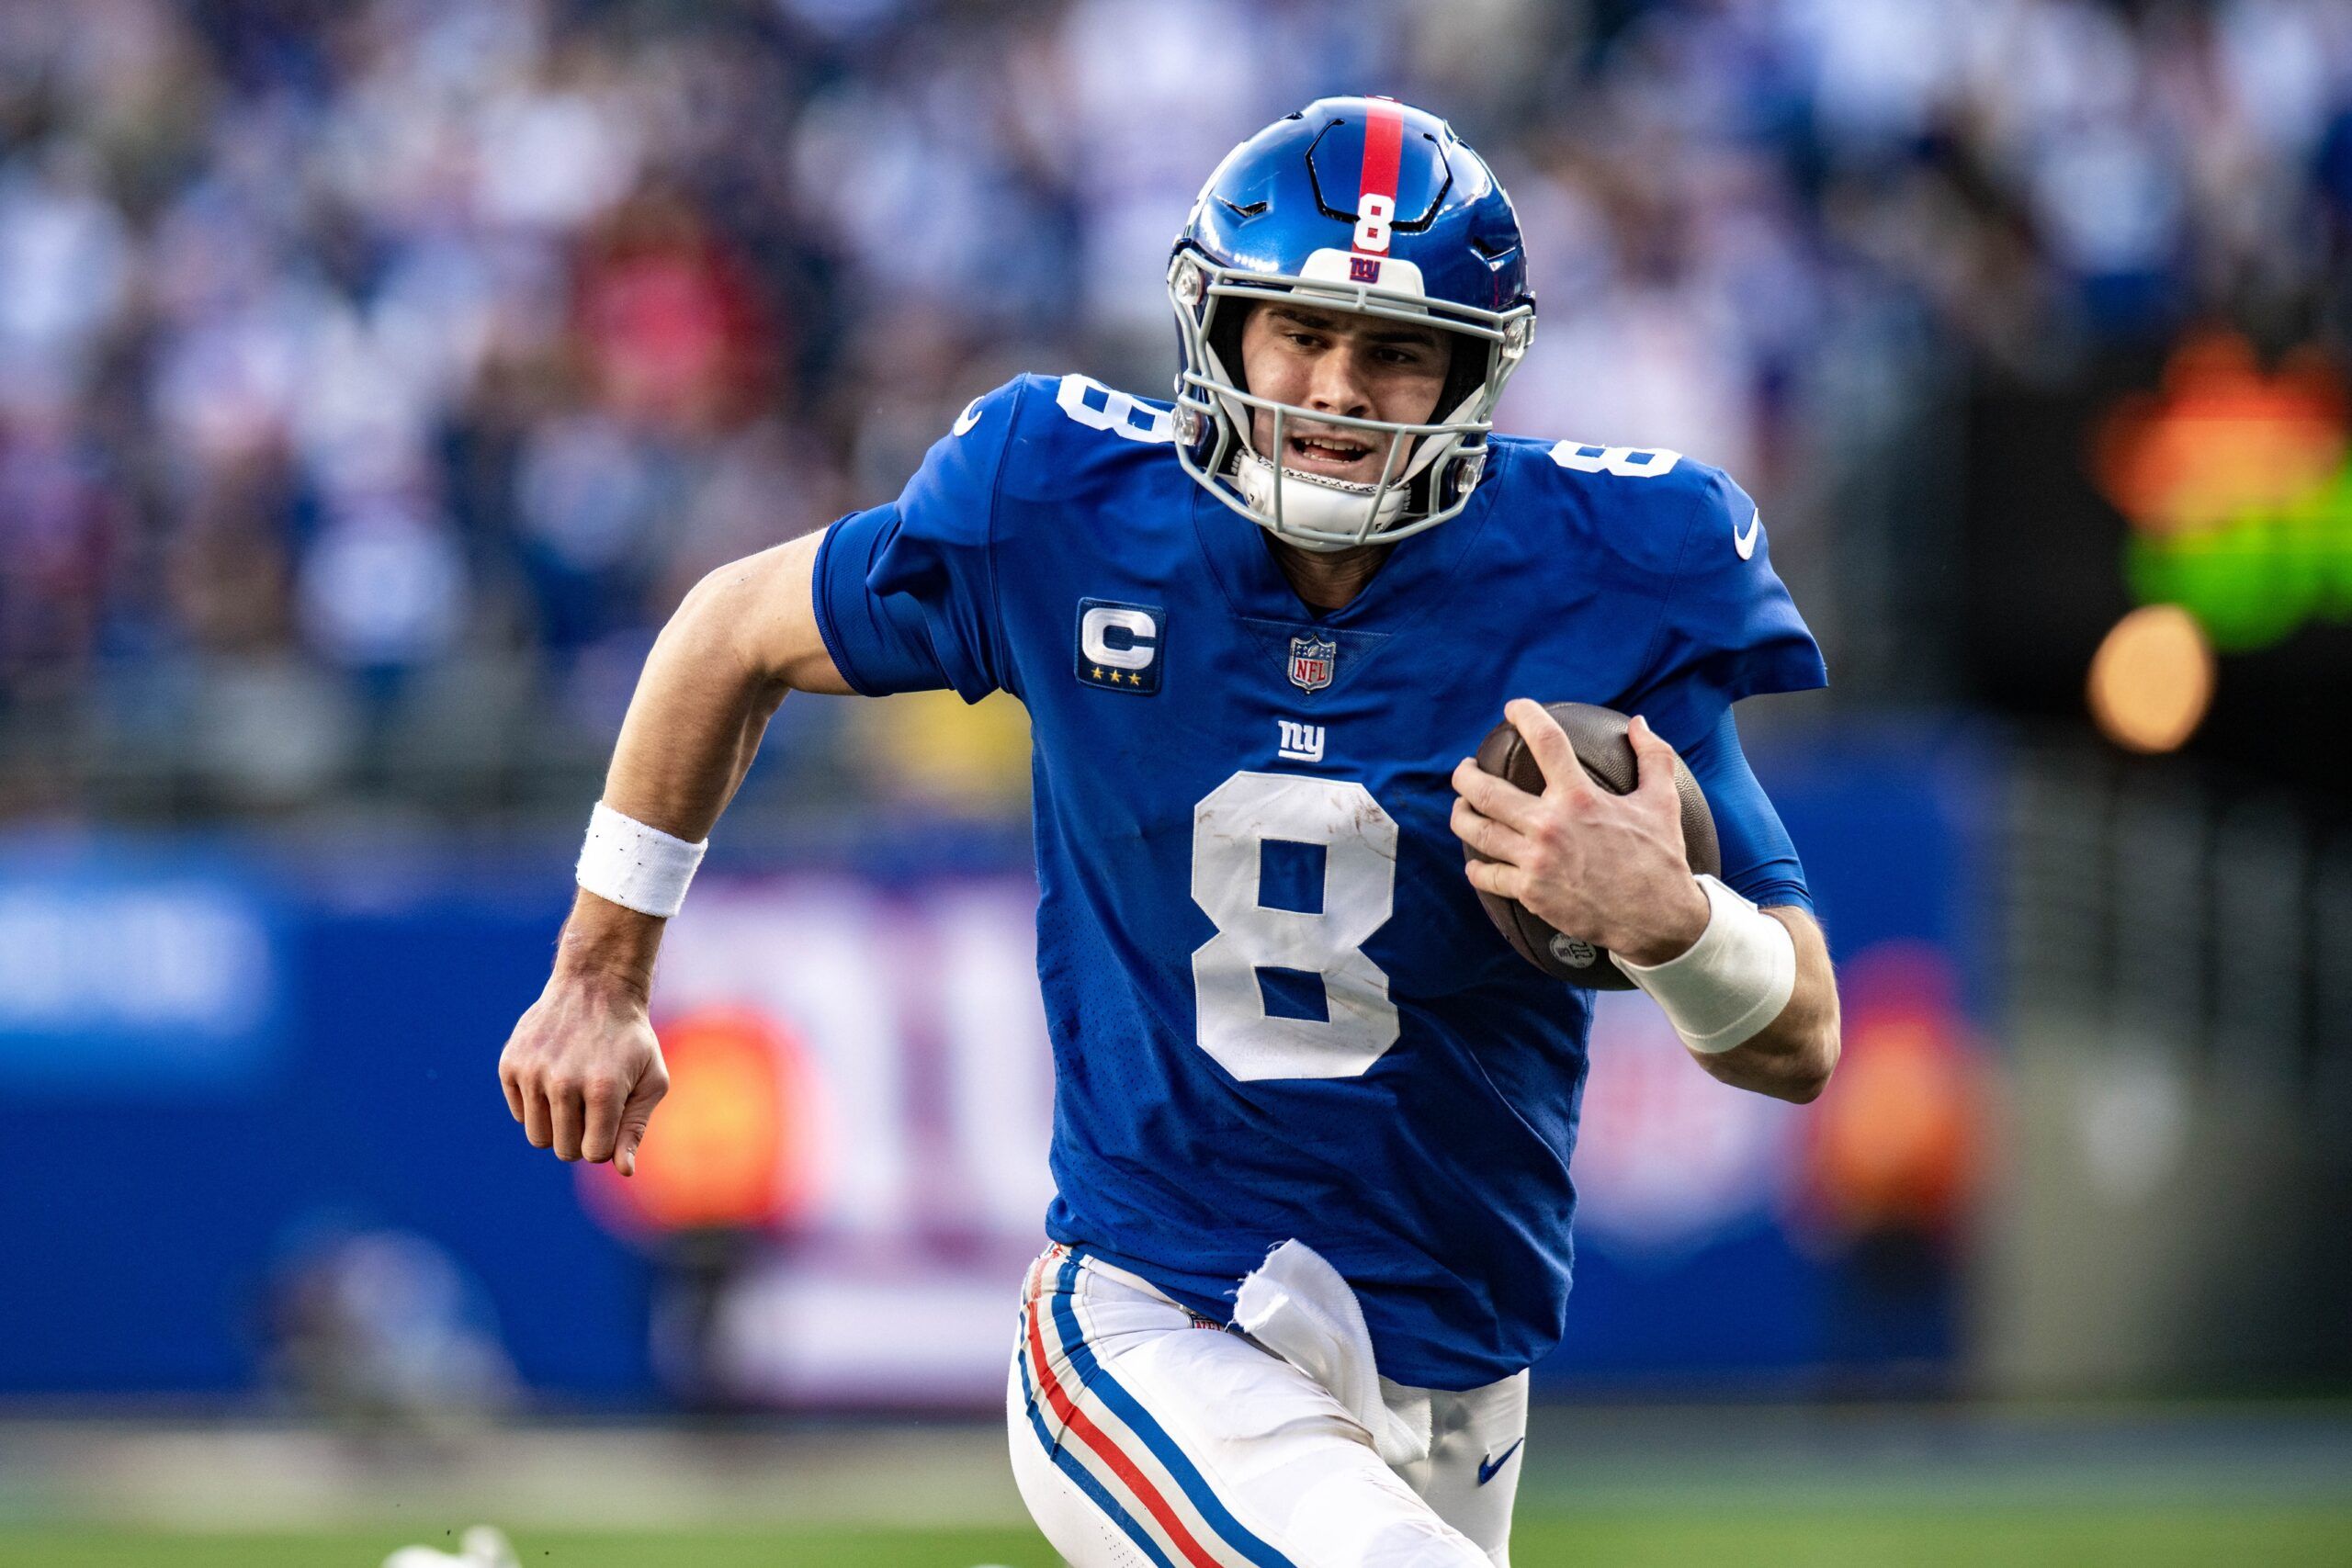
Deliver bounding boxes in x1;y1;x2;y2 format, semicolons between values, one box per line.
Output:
813;373;1827;1390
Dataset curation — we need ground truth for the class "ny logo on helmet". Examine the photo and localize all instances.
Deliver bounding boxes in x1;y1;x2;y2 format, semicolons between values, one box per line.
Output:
1287;635;1337;693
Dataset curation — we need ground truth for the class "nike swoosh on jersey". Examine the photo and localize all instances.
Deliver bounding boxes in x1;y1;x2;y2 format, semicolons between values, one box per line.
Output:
1734;507;1762;560
1477;1438;1525;1485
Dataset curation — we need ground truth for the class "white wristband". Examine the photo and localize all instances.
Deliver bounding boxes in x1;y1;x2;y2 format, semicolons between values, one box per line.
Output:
576;801;708;919
1610;874;1795;1054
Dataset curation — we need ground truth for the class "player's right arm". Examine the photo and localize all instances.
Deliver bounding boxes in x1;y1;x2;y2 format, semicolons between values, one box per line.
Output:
498;378;1026;1175
497;530;853;1175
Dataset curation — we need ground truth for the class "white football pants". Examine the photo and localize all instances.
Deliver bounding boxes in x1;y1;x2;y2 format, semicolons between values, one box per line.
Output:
1006;1244;1527;1567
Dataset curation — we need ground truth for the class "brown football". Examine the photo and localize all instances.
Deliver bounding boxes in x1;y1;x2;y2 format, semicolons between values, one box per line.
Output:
1464;702;1720;987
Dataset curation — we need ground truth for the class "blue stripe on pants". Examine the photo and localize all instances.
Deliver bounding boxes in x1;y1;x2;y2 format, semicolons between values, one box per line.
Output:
1048;1250;1297;1568
1022;1294;1179;1568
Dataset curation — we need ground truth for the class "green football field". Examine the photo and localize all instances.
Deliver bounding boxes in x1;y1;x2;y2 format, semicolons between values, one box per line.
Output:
9;1406;2349;1567
12;1506;2352;1567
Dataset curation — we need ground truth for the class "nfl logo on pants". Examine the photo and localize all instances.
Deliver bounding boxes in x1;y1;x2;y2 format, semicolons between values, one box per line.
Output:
1287;635;1337;692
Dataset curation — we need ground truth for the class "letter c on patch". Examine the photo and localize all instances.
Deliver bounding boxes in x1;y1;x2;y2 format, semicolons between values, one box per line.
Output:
1081;605;1159;671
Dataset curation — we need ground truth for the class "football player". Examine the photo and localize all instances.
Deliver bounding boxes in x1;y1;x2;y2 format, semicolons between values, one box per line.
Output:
499;97;1838;1566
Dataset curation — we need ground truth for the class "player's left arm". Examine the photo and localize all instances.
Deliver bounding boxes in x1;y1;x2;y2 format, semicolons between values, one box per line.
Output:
1451;699;1838;1103
1643;700;1838;1103
1704;902;1837;1103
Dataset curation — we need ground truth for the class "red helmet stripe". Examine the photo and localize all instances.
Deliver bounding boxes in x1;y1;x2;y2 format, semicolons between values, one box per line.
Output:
1353;98;1405;254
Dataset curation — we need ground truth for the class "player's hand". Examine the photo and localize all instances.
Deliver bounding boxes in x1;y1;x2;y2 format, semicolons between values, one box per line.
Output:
497;976;669;1176
1448;700;1711;966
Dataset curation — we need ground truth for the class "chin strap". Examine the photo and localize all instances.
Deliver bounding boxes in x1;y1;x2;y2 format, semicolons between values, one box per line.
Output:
1233;449;1408;548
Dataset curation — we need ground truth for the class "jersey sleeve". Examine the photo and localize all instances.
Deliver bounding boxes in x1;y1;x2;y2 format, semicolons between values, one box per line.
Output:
1676;706;1813;916
1623;465;1826;740
809;378;1028;702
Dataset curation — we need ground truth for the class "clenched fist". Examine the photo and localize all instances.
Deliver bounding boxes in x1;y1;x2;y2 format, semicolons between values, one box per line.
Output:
1447;699;1711;968
497;975;669;1175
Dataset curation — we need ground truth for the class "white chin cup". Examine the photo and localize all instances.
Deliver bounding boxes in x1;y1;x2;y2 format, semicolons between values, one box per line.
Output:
1234;449;1408;550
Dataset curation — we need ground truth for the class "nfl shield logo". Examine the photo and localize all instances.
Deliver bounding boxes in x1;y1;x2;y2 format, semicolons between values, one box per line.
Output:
1287;635;1338;693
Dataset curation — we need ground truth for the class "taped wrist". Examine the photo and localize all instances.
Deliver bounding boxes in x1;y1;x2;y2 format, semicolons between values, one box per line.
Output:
1610;874;1795;1054
576;801;707;919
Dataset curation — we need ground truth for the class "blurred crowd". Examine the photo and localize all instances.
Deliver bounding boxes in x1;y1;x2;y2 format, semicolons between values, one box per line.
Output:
0;0;2347;819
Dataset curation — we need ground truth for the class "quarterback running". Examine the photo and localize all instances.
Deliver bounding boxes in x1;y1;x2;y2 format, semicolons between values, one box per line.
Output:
498;97;1839;1566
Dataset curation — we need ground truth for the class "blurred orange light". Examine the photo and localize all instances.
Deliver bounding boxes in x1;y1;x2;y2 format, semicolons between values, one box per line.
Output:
2086;604;2214;754
2093;331;2346;539
1798;944;1981;1244
581;1006;823;1236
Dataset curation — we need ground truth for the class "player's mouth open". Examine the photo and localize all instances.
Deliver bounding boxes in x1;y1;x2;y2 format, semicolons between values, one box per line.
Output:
1287;433;1378;472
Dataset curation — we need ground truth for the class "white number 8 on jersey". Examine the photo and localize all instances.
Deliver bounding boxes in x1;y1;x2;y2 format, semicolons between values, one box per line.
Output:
1191;772;1400;1080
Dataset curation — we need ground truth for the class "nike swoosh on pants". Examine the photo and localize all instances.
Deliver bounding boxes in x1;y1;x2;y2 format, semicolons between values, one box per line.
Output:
1476;1438;1524;1486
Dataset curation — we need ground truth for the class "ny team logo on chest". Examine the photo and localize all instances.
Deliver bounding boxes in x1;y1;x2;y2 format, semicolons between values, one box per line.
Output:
1287;634;1337;693
1076;598;1163;694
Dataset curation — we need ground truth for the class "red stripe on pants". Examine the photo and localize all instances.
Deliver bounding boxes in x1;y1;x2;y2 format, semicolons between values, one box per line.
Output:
1024;1282;1226;1568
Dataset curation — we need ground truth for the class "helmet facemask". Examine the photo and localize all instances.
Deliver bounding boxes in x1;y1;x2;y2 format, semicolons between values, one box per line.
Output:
1169;249;1534;552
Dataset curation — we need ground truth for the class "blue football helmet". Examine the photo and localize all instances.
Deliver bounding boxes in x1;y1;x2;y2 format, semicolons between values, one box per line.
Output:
1169;97;1536;550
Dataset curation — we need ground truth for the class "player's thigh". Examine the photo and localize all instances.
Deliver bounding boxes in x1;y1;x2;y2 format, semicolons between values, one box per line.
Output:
1012;1260;1488;1566
1387;1371;1529;1568
1110;1323;1491;1567
1010;1352;1166;1568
